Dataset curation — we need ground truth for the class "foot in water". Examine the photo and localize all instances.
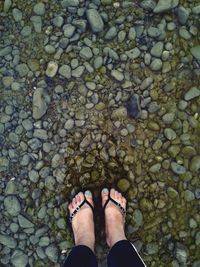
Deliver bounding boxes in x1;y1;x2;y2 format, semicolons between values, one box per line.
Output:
68;191;95;252
102;188;127;248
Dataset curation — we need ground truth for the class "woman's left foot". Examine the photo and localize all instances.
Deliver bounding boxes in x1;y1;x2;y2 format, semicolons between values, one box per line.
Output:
68;191;95;252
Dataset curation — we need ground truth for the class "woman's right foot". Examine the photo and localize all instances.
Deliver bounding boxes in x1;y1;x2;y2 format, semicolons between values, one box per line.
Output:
101;188;127;248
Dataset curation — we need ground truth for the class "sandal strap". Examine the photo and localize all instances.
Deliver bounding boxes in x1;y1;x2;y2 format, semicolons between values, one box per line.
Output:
69;198;94;223
103;190;126;216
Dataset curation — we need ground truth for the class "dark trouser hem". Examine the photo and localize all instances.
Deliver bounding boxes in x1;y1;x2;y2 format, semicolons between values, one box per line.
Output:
107;239;146;267
62;245;98;267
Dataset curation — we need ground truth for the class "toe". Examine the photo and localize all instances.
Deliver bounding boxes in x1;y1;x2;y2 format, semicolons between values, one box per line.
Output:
110;188;115;200
101;188;109;207
84;190;94;207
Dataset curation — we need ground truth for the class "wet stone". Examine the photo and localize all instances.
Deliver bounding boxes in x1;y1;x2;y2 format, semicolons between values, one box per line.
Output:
18;214;34;228
189;156;200;172
79;47;93;60
0;234;17;248
29;170;39;183
111;70;124;81
45;244;59;263
59;64;71;79
126;94;141;118
28;138;42;150
11;251;28;267
153;0;179;13
171;162;186;174
4;195;21;216
4;0;12;12
32;88;50;120
12;8;22;22
86;9;104;33
183;190;195;202
191;46;200;61
150;58;162;71
164;128;176;140
46;61;58;77
117;179;130;192
176;6;190;25
184;87;200;101
33;2;45;15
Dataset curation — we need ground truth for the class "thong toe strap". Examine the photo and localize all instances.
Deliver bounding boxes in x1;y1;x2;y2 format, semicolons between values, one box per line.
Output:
69;198;94;223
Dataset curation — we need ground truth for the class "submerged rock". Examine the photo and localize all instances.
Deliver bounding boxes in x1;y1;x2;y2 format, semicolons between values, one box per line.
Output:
32;88;50;120
154;0;179;13
126;94;141;118
86;9;104;33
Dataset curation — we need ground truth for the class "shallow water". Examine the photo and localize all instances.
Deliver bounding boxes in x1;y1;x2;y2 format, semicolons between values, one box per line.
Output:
0;0;200;266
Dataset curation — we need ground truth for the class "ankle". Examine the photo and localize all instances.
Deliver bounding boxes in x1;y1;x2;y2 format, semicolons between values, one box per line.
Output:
76;239;95;252
108;235;127;248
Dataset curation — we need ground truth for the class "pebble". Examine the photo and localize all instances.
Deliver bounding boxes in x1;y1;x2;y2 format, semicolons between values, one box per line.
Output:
86;9;104;33
11;251;28;267
28;138;42;150
149;163;161;173
184;87;200;101
117;179;130;192
146;242;159;255
111;107;127;119
154;0;179;13
183;190;195;202
32;88;50;120
150;42;164;57
125;48;140;59
29;170;39;183
191;46;200;61
4;0;12;12
18;214;34;228
176;6;190;25
45;244;59;262
12;8;22;22
33;129;48;140
16;64;29;77
164;128;176;140
58;64;71;79
4;195;21;216
72;66;85;78
63;24;75;38
46;61;58;77
61;0;79;8
171;162;186;174
105;26;117;40
31;16;42;33
21;26;32;37
126;94;141;118
0;234;17;248
33;2;45;15
189;156;200;172
111;70;124;81
140;77;153;90
79;47;93;60
150;58;162;71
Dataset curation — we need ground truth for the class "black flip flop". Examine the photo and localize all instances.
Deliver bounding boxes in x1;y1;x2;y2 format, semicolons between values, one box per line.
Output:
69;192;94;224
103;189;126;218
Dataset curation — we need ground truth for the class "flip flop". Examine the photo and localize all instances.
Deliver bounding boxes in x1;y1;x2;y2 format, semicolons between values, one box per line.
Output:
103;189;126;218
69;192;94;224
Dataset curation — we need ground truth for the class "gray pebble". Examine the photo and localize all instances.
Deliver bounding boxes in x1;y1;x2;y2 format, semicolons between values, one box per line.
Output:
184;87;200;101
11;251;28;267
58;65;71;79
33;129;48;140
18;214;34;228
150;58;162;71
22;119;33;131
111;70;124;81
12;8;22;22
72;66;85;78
79;46;93;60
150;41;164;57
21;26;32;37
105;26;117;40
164;128;176;140
16;63;29;77
0;234;17;248
28;138;42;150
30;16;42;33
190;45;200;61
63;24;76;38
45;244;59;263
86;9;104;33
125;48;140;59
46;61;58;77
29;170;39;183
32;88;50;120
171;162;186;174
4;195;21;216
33;2;45;15
140;77;153;90
4;0;12;12
154;0;179;13
176;6;190;25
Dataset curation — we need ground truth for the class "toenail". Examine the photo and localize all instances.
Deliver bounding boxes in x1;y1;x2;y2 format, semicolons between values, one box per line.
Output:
103;188;108;193
85;190;90;196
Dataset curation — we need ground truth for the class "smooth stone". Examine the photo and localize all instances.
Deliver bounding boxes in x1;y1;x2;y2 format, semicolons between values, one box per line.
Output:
52;15;64;27
168;145;180;157
125;48;140;59
182;146;196;157
39;237;50;247
79;47;93;60
191;46;200;61
184;87;200;100
63;24;75;38
183;190;195;202
32;88;50;120
22;119;33;131
33;129;48;140
16;64;29;77
0;234;17;248
140;0;156;10
72;66;85;77
64;119;74;130
45;244;59;262
171;162;186;174
192;5;200;15
126;94;141;118
12;8;22;22
105;26;117;40
150;41;164;57
4;0;12;12
21;26;32;36
59;64;71;79
52;154;61;168
29;170;39;183
5;181;17;194
61;0;79;7
9;132;19;143
162;113;175;124
147;26;161;37
167;187;178;198
45;176;56;190
10;223;19;233
189;156;200;172
18;214;34;228
150;58;162;71
164;128;176;140
149;163;161;173
4;195;21;216
146;242;159;255
111;70;124;81
176;6;190;25
93;56;103;68
45;45;56;54
28;138;42;150
128;27;136;40
117;179;130;192
46;61;58;77
33;2;45;15
140;77;153;90
86;9;104;33
154;0;179;13
179;27;191;39
30;16;42;33
195;232;200;245
11;251;29;267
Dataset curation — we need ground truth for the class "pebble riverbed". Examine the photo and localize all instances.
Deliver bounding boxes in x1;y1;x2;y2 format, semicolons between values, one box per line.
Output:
0;0;200;266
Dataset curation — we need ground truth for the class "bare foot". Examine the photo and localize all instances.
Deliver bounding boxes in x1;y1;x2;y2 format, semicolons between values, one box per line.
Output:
102;188;127;248
68;191;95;252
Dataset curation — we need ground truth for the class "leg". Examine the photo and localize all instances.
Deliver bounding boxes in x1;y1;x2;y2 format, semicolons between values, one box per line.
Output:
107;240;146;267
62;190;98;267
62;245;98;267
101;188;146;267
